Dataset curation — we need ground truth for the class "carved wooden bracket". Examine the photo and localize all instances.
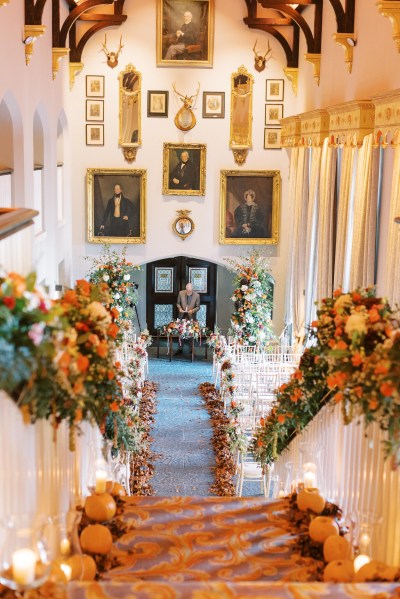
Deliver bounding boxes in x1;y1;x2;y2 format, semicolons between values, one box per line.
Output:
305;53;321;85
332;32;356;73
243;1;356;84
283;67;299;95
232;149;249;165
376;1;400;52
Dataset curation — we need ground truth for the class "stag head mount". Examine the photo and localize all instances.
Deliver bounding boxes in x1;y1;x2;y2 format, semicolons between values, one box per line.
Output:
101;34;123;68
253;39;272;72
172;82;200;132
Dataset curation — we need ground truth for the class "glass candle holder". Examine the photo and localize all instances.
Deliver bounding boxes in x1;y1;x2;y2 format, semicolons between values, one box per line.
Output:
86;440;114;495
0;513;51;593
350;510;383;570
44;511;84;584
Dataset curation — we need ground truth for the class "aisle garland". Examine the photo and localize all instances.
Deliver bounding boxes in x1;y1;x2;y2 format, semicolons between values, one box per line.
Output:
198;382;236;496
129;380;158;495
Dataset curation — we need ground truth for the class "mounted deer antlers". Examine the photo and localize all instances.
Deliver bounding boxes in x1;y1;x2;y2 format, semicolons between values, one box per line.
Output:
172;82;200;131
253;39;272;72
101;34;123;69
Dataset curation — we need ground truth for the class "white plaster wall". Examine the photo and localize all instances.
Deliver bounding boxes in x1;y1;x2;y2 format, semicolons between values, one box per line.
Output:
0;1;72;290
67;0;295;335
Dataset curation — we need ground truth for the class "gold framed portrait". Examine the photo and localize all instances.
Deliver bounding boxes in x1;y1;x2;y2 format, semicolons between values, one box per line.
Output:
162;142;206;196
157;0;214;67
219;170;280;245
87;168;146;244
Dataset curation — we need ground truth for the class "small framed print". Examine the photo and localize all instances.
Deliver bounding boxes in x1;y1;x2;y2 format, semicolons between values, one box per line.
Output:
86;75;104;98
266;78;284;102
86;99;104;122
264;128;282;150
265;103;283;126
202;91;225;118
86;124;104;146
147;90;169;117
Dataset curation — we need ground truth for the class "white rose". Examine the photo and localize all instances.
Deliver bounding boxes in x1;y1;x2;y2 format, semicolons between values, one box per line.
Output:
114;293;120;300
259;331;266;339
249;335;256;342
124;274;130;281
345;312;368;336
241;285;248;291
103;274;110;282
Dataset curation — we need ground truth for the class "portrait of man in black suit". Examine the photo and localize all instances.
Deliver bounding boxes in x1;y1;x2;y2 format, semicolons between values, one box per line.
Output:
169;150;198;191
88;170;145;244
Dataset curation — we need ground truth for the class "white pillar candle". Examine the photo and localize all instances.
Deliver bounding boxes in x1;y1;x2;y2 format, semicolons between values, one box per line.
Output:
12;548;36;585
354;554;371;572
304;471;316;489
60;538;71;556
60;563;72;582
95;469;107;493
278;490;285;498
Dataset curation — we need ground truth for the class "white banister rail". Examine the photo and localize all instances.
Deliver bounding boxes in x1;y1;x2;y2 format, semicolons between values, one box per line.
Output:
272;402;400;566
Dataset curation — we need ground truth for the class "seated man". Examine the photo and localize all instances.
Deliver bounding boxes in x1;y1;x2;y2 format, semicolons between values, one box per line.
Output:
164;11;199;60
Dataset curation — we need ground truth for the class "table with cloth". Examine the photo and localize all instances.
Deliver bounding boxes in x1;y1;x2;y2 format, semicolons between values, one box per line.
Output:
65;495;400;598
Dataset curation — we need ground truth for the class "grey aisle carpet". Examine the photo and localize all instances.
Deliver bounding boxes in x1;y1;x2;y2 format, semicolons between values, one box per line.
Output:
148;348;215;496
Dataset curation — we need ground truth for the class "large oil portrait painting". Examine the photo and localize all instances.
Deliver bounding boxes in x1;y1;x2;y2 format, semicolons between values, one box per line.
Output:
87;168;146;244
219;170;280;245
157;0;214;67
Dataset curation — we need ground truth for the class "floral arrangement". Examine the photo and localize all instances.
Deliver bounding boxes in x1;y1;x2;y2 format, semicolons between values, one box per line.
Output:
162;318;208;341
86;244;140;328
53;279;125;446
0;272;62;400
225;251;275;346
252;287;400;467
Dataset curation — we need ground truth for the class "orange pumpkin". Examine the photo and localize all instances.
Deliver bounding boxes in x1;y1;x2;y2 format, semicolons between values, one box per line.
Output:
80;524;113;555
84;492;116;522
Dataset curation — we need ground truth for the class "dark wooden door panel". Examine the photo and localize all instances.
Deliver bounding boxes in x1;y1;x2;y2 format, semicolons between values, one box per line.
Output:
146;256;216;334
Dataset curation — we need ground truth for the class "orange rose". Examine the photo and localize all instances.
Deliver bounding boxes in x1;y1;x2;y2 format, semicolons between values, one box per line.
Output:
368;399;379;410
380;382;395;397
97;342;108;358
277;414;286;424
333;288;343;297
76;279;91;296
328;339;336;349
73;380;84;394
109;401;119;412
374;361;389;375
108;323;119;339
77;354;90;373
63;290;77;305
336;340;348;351
59;351;71;369
333;391;344;403
368;308;380;323
351;352;363;367
107;371;115;380
74;408;83;422
257;439;264;447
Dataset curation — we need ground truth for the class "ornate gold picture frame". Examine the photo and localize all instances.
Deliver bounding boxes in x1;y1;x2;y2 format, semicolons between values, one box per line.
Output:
87;168;146;244
162;142;206;196
219;170;280;245
157;0;214;67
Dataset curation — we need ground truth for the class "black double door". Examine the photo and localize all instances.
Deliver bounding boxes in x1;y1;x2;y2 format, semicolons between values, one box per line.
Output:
146;256;216;334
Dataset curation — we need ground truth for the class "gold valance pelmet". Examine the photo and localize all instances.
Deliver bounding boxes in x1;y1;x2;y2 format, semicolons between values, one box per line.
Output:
281;116;301;148
327;100;375;147
298;109;330;147
371;88;400;147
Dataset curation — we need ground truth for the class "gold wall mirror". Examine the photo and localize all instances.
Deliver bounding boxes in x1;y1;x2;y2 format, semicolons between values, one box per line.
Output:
230;65;254;165
119;63;142;162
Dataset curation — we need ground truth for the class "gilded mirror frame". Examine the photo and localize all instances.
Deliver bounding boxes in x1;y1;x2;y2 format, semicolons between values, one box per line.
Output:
229;65;254;165
119;64;142;162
